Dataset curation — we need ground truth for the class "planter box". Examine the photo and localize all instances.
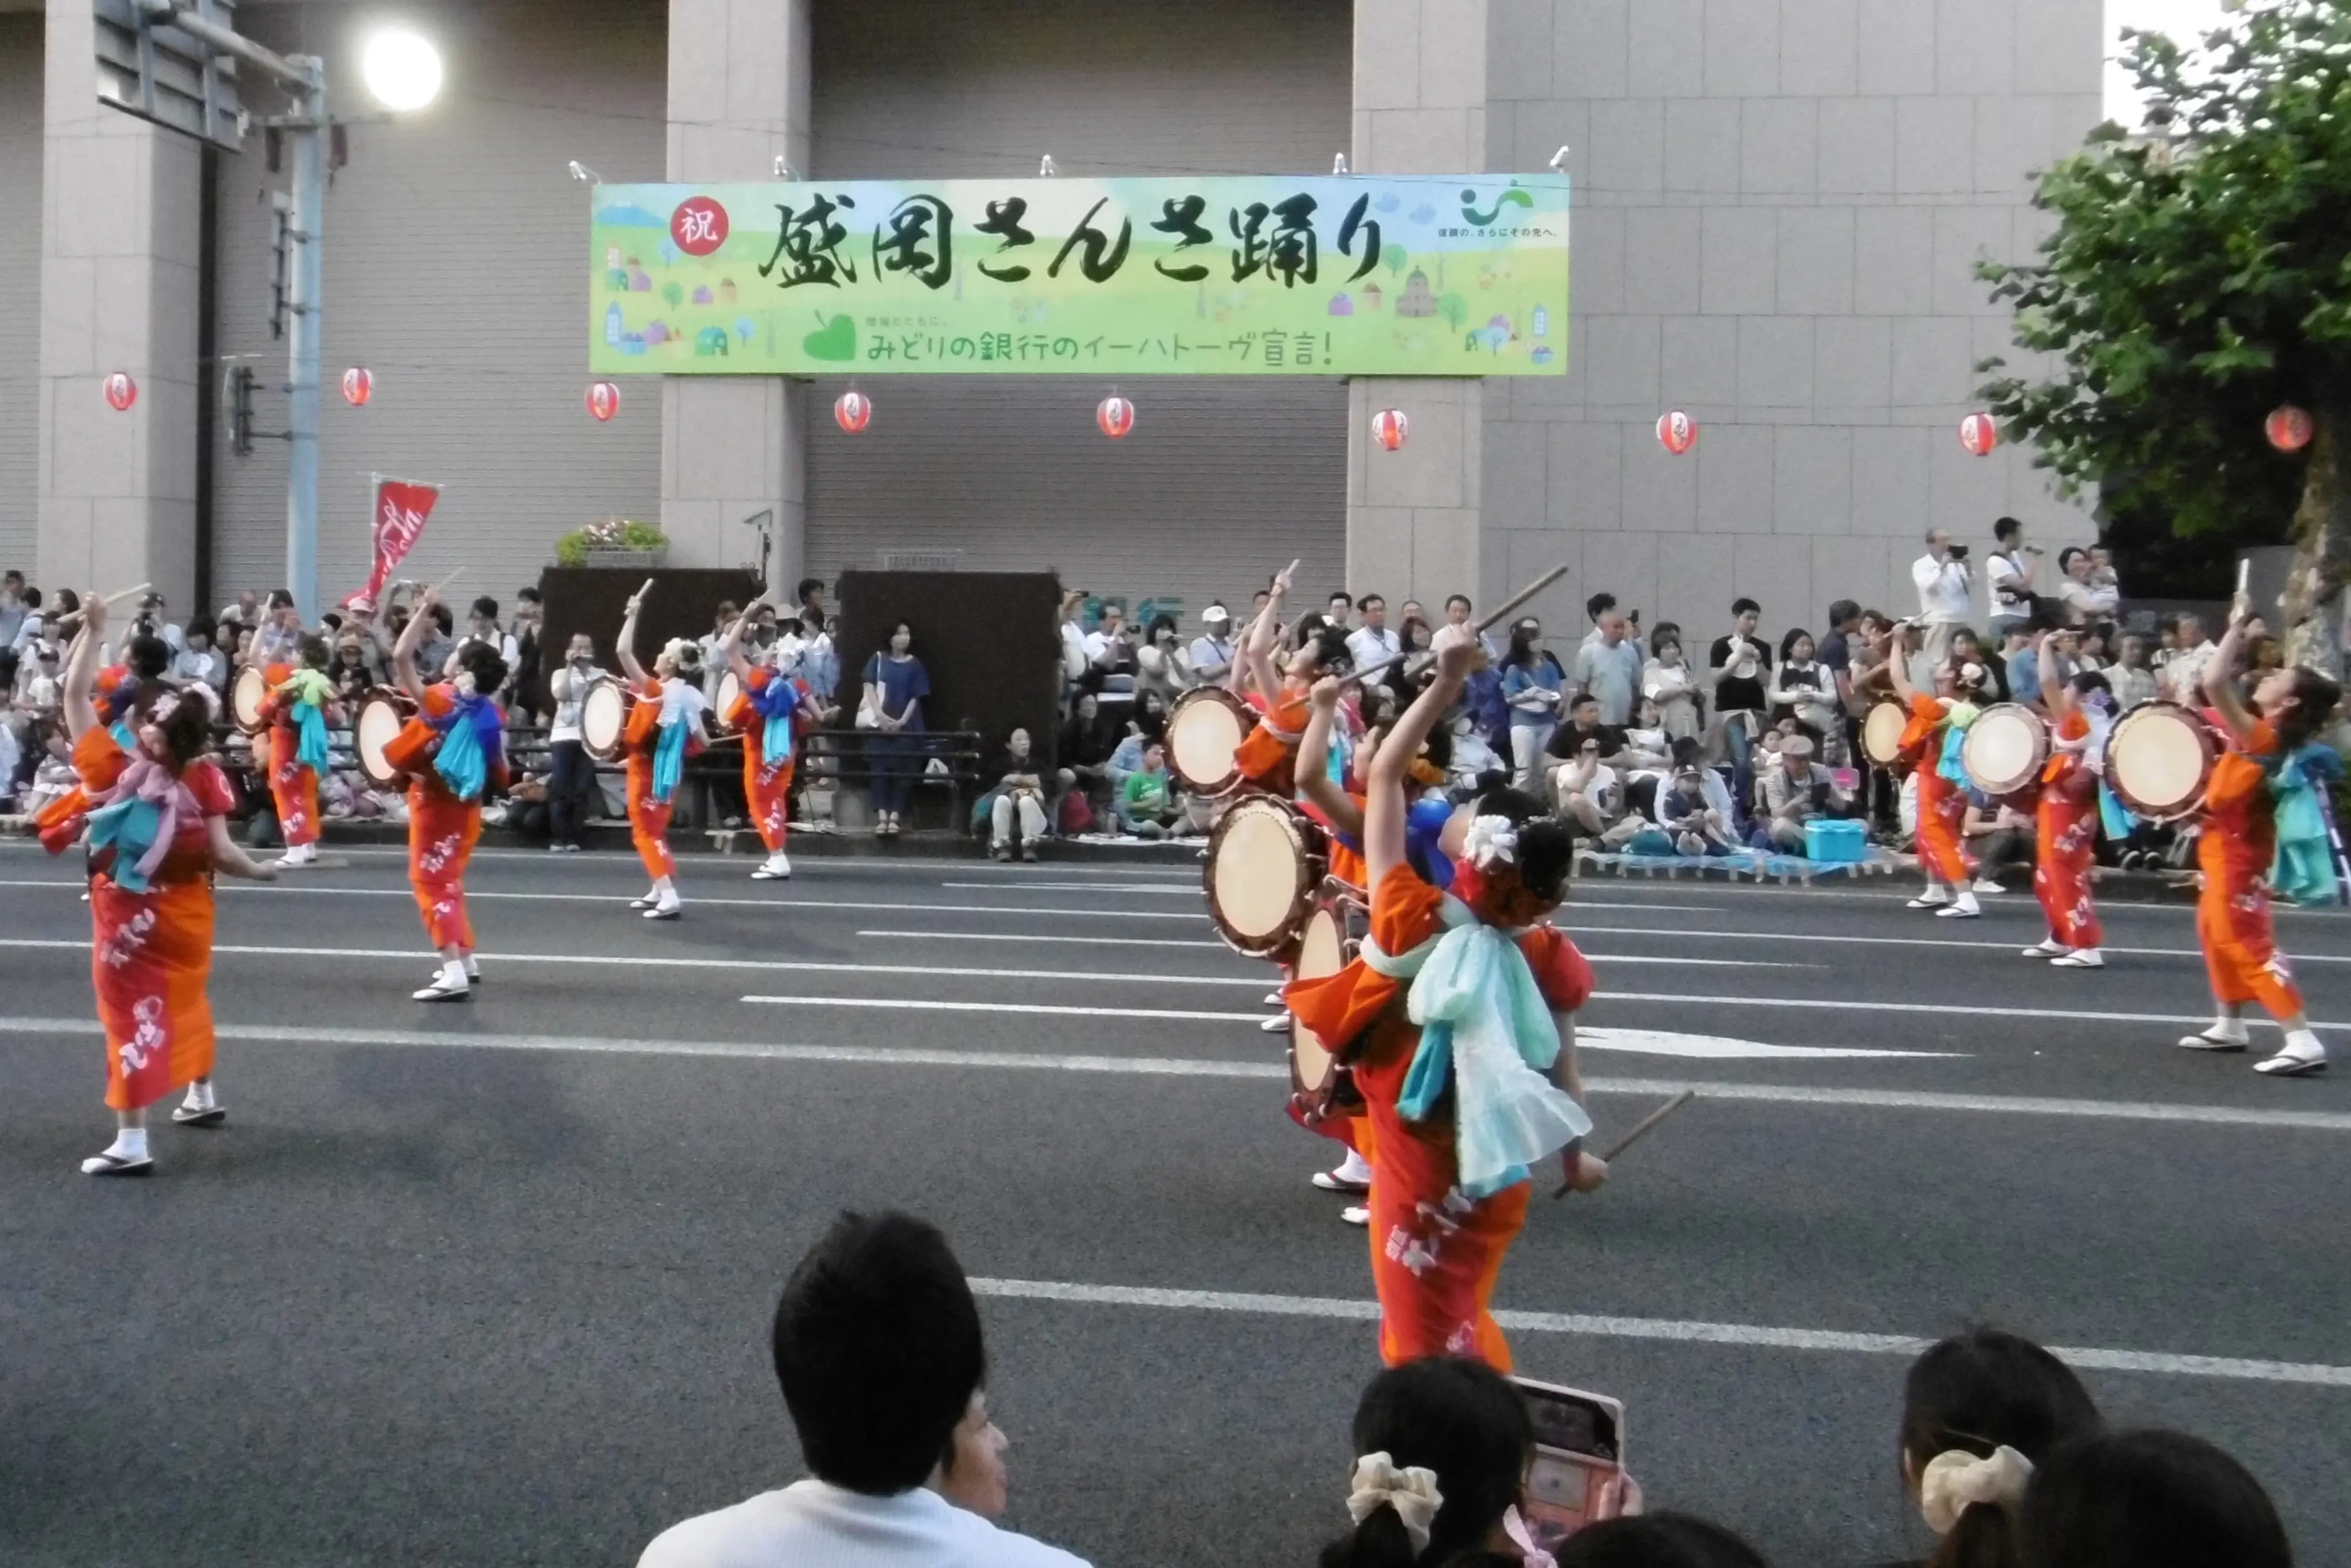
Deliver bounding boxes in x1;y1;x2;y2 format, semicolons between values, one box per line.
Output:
580;548;666;570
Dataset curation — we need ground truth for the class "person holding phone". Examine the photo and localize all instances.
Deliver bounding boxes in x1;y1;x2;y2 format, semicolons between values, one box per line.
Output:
1910;529;1973;678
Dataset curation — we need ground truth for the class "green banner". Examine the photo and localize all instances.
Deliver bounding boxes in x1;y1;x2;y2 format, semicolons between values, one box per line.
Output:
589;175;1568;377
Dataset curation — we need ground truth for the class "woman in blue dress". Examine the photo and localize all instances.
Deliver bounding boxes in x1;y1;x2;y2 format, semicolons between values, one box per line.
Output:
861;622;930;839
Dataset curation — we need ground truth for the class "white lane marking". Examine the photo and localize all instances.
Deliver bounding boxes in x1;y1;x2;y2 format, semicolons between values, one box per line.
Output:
963;1278;2351;1388
840;932;1801;969
3;1015;2342;1128
1577;1027;1951;1060
1600;989;2351;1033
1565;923;2351;966
743;996;1262;1022
939;881;1201;894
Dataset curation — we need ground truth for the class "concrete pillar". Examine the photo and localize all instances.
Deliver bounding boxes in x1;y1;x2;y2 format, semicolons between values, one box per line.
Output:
37;0;202;612
1348;0;1488;610
663;0;811;593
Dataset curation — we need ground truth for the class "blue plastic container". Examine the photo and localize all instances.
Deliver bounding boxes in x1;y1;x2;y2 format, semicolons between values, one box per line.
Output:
1804;819;1867;865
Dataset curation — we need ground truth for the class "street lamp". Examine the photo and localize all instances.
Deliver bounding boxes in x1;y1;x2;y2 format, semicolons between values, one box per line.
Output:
360;29;443;113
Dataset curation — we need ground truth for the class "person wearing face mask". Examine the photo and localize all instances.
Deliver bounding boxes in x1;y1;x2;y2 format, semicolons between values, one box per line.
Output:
636;1211;1088;1568
48;592;276;1176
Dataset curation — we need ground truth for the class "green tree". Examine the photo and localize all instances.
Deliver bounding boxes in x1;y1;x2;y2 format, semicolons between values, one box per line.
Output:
662;280;685;311
1436;293;1468;332
1978;2;2351;667
1382;242;1408;279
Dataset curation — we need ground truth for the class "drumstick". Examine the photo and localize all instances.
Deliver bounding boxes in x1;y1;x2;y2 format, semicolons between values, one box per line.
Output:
1551;1090;1697;1199
102;582;154;607
1341;562;1572;691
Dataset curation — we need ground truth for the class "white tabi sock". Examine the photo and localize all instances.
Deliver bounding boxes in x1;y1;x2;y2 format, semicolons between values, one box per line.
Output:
105;1127;150;1162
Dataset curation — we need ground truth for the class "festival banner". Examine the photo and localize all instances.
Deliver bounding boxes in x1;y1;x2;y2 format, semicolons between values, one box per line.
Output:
350;475;440;612
588;175;1569;377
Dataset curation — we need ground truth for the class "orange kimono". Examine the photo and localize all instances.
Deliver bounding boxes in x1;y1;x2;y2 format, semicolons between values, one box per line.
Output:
1234;687;1311;798
1288;864;1595;1371
1900;694;1969;883
58;730;235;1111
2034;716;2102;950
623;677;686;879
384;684;506;951
257;664;321;849
729;666;801;854
2197;717;2303;1020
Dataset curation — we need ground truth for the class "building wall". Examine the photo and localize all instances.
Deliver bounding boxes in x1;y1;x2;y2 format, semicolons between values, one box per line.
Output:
1479;0;2105;639
803;0;1355;617
208;0;667;607
0;13;41;572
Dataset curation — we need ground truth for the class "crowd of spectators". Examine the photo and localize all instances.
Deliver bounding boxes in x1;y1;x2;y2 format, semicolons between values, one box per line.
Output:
632;1207;2302;1568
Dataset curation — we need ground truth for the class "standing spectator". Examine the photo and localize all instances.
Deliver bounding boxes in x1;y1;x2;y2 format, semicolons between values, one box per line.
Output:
2109;633;2159;710
1708;599;1771;789
1081;603;1135;676
2001;625;2044;710
2054;546;2119;628
699;601;739;687
1116;740;1183;838
1756;736;1848;852
984;727;1052;861
545;632;607;853
1325;589;1353;630
1397;605;1433;659
328;631;373;704
1817;599;1863;760
7;585;45;666
1187;604;1236;687
861;622;929;840
795;577;827;634
407;601;456;681
1344;593;1400;686
2087;544;2122;604
457;595;520;675
2162;612;2216;703
255;590;304;665
1133;615;1192;706
510;585;544;724
1499;618;1567;793
1642;631;1702;744
1910;530;1974;675
634;1212;1090;1568
0;570;28;663
1985;517;2040;639
1573;609;1644;726
2020;1430;2291;1568
1768;630;1836;744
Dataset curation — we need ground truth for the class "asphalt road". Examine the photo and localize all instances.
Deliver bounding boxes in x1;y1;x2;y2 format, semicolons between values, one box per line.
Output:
2;842;2348;1568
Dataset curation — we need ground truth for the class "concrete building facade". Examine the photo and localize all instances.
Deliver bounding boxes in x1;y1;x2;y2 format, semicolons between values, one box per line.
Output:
6;0;2104;636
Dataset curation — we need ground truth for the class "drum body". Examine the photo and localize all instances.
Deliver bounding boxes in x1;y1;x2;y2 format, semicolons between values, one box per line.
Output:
1961;703;2048;797
2104;700;2218;820
1166;687;1254;798
1861;700;1908;767
579;677;631;763
1289;891;1368;1124
354;688;419;790
711;670;743;736
1203;795;1327;956
230;666;269;736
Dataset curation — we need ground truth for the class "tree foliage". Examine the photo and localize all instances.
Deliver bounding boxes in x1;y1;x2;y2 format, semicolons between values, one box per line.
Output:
1978;0;2351;558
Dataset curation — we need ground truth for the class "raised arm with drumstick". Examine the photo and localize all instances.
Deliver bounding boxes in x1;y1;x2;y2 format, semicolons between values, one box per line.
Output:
2023;628;2110;968
390;583;509;1002
1240;559;1297;705
613;580;697;917
1886;620;1981;917
716;587;801;880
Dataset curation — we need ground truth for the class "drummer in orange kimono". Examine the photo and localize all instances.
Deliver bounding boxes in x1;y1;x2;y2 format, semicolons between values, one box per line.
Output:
2022;632;2110;969
1287;623;1607;1370
1885;624;1984;920
615;585;710;919
716;591;814;882
50;590;276;1176
2176;609;2339;1076
257;635;342;869
1234;561;1354;798
390;590;511;1002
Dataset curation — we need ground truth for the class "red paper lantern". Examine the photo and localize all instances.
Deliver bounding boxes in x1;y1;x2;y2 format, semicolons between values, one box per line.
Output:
1370;408;1409;451
102;372;138;412
833;390;872;434
585;381;621;422
1655;410;1696;455
341;367;374;407
2267;404;2315;453
1959;411;1999;456
1095;396;1136;440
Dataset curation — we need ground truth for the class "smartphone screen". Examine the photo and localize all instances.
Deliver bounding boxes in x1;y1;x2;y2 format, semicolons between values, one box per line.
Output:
1513;1378;1625;1550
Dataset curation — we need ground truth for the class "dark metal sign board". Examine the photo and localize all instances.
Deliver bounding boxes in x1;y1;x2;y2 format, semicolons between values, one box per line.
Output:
94;0;246;152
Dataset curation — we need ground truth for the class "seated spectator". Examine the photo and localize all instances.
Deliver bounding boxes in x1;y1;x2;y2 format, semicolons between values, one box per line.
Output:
1895;1326;2101;1568
1316;1357;1542;1568
1754;735;1848;852
2108;634;2158;710
1557;1514;1770;1568
2020;1428;2290;1568
1058;694;1119;803
1545;693;1629;769
1116;740;1185;838
1658;762;1734;855
637;1211;1088;1568
1550;730;1635;845
983;727;1055;861
1618;697;1673;772
1962;793;2032;891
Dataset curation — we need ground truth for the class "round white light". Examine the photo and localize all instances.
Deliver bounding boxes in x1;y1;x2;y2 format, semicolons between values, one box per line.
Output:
361;29;444;113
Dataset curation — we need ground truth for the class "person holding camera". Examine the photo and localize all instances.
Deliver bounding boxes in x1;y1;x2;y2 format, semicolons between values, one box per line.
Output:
1985;517;2039;640
544;632;607;854
1910;529;1973;681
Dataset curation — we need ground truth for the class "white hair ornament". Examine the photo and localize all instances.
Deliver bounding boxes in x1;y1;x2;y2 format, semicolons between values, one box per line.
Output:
1463;814;1519;871
1344;1452;1443;1554
1919;1444;2033;1534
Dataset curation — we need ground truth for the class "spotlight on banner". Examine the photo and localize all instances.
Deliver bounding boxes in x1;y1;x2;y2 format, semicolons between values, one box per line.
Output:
1371;408;1409;451
1959;411;1998;456
585;381;621;422
834;390;872;434
1655;410;1696;455
1096;396;1136;440
341;367;374;407
2267;404;2315;453
103;372;138;412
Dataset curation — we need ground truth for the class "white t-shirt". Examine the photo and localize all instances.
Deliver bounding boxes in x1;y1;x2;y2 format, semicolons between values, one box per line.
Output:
1985;551;2032;617
1911;553;1972;625
1346;624;1400;675
637;1480;1090;1568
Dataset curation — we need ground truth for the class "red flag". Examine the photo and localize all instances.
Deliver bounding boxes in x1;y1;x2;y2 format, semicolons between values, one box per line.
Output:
350;476;440;613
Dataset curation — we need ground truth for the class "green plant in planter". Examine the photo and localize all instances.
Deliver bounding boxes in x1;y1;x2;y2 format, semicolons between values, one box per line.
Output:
555;517;670;568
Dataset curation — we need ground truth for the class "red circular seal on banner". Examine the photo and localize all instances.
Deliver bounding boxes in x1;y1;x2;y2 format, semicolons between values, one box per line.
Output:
671;197;729;257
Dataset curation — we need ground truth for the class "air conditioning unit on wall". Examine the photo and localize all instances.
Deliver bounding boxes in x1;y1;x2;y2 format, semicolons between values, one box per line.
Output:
877;549;964;572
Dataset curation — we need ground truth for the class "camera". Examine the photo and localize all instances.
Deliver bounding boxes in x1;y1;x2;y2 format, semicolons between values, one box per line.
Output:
1946;543;1969;560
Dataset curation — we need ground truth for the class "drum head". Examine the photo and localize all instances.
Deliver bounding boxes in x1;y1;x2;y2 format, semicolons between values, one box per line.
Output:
1963;705;2045;796
713;670;743;732
1205;798;1319;955
1289;902;1350;1094
1168;688;1250;796
355;693;408;789
1862;702;1907;765
2107;704;2213;819
231;666;268;734
580;679;628;760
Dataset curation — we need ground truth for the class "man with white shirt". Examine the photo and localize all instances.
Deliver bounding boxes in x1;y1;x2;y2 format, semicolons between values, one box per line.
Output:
1187;604;1236;686
1984;517;2038;639
2162;612;2217;704
1572;608;1643;726
637;1212;1089;1568
1910;529;1974;677
1344;593;1400;685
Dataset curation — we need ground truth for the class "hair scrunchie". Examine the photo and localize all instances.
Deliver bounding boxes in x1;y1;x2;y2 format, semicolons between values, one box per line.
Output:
1919;1444;2033;1534
1463;813;1520;871
1344;1452;1443;1554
